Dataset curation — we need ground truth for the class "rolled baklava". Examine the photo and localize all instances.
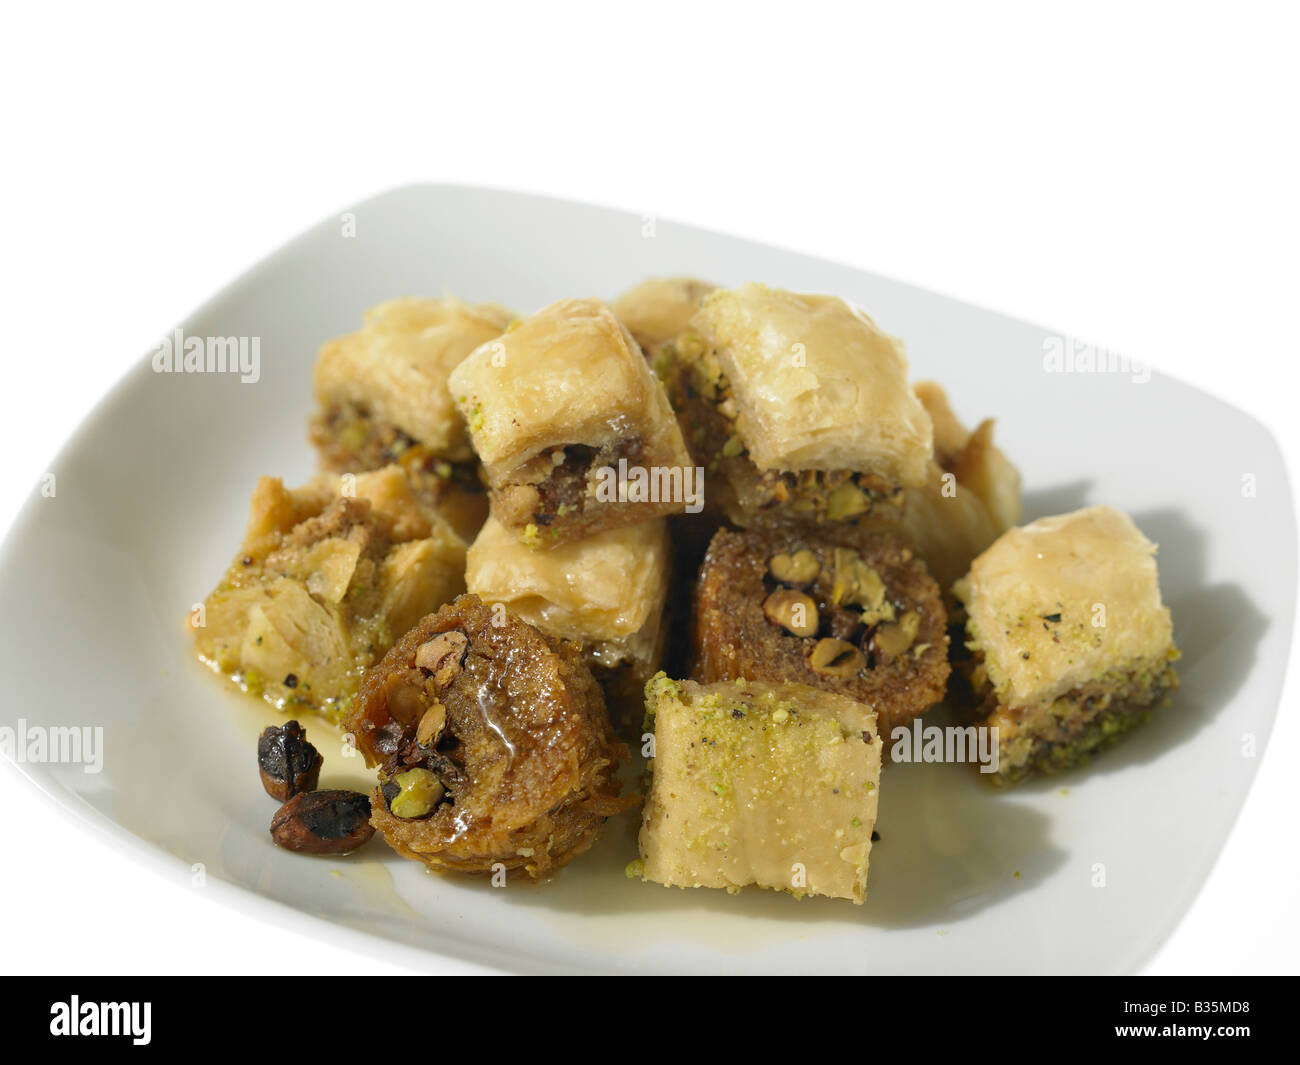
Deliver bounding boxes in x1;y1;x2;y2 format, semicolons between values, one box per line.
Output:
953;505;1180;784
663;283;934;526
465;515;670;736
611;276;716;369
691;523;949;741
345;595;634;879
310;296;513;539
448;298;697;546
635;676;882;904
886;381;1023;589
192;465;467;721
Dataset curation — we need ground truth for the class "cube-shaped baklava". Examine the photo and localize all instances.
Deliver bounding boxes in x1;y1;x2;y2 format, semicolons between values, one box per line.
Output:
448;298;696;546
889;381;1023;589
663;283;933;525
310;297;512;538
953;505;1179;783
611;276;716;366
192;465;467;720
465;515;670;734
635;676;882;904
691;523;949;742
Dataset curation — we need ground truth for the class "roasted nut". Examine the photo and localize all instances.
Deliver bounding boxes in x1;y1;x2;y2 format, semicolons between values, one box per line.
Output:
388;767;446;819
415;630;469;687
257;720;322;801
873;610;921;658
384;669;426;728
769;549;820;585
762;588;819;637
269;790;374;854
415;701;447;747
808;637;867;677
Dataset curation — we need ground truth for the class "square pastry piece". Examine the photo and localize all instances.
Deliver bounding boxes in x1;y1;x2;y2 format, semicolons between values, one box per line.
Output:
664;283;933;525
691;523;949;742
450;299;696;546
953;505;1180;784
465;515;671;734
311;297;513;540
635;677;882;904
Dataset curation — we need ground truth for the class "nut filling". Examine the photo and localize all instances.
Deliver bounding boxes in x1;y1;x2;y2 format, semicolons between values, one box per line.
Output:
661;336;905;523
691;524;950;742
345;594;635;879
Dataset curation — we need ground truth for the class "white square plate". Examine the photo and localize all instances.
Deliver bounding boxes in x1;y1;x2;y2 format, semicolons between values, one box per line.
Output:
1;185;1293;974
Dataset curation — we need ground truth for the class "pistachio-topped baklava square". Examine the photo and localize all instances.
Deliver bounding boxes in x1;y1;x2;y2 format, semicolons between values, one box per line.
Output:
663;283;933;525
634;677;882;904
448;298;695;545
954;505;1179;783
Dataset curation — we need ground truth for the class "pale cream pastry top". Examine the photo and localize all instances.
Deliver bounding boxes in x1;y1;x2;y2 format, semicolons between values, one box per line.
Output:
955;505;1175;707
693;283;933;486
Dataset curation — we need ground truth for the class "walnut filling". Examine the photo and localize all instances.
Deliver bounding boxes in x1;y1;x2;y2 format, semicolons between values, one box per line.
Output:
662;337;903;520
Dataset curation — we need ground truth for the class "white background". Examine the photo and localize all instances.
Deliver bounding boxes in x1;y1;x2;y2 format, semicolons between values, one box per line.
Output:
0;2;1295;974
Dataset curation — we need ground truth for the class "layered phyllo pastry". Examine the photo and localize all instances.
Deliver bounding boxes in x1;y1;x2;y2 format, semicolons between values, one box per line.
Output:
886;381;1023;589
345;595;634;878
661;283;933;525
611;276;716;366
310;296;513;539
448;298;696;546
953;505;1180;784
634;676;882;904
192;466;467;721
465;516;670;736
691;523;949;741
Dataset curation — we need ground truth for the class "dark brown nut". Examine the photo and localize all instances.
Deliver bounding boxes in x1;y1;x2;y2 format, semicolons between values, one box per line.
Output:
826;608;863;642
762;588;819;637
769;549;819;585
257;720;323;801
270;790;375;855
414;630;469;687
808;637;866;677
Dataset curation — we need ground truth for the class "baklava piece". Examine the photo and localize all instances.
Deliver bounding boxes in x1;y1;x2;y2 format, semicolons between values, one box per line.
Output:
449;298;696;546
662;283;933;525
193;466;468;721
311;297;513;539
465;516;670;737
953;505;1180;784
345;595;634;879
691;523;949;741
611;276;716;367
634;676;882;904
887;381;1023;589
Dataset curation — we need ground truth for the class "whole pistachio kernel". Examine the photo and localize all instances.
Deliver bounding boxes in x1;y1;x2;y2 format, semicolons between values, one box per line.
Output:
809;637;867;677
763;588;819;637
769;549;820;585
389;768;445;819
